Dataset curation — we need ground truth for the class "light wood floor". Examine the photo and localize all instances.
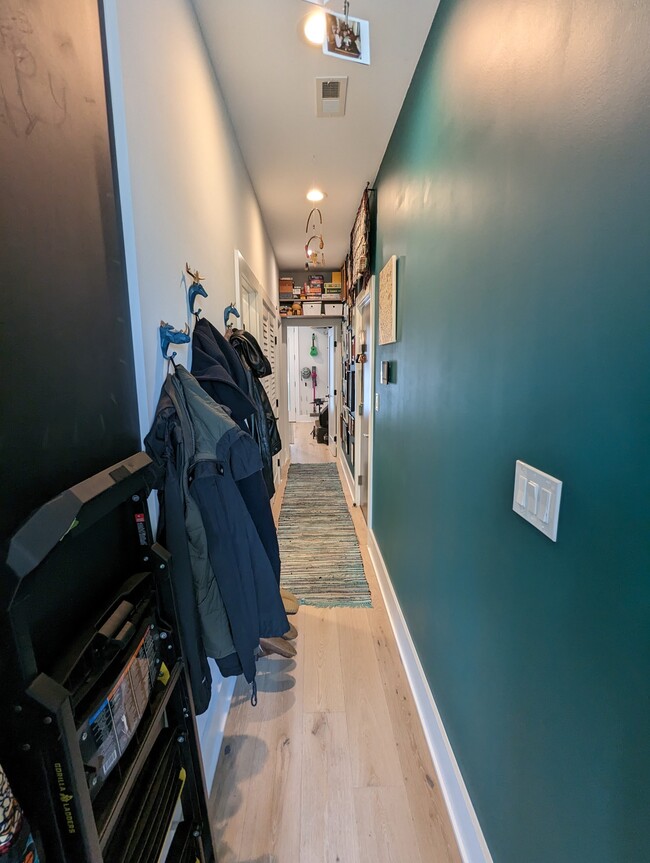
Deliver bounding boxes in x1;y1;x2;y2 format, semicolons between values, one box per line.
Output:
210;422;461;863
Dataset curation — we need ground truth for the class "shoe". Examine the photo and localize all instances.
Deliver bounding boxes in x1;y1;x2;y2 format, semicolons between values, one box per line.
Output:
280;587;299;614
259;637;297;659
282;623;298;640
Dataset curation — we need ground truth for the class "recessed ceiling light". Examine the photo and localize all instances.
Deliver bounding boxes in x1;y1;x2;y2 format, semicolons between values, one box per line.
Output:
307;188;326;202
304;10;326;45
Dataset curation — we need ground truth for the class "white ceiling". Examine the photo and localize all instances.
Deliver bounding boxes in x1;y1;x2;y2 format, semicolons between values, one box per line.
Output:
192;0;440;271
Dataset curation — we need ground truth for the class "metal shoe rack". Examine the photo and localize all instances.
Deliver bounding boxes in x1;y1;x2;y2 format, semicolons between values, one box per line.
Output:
0;452;216;863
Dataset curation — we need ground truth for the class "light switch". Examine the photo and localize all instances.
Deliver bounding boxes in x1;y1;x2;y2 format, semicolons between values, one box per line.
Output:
375;393;380;412
540;488;552;524
513;460;562;541
526;481;539;515
516;475;527;507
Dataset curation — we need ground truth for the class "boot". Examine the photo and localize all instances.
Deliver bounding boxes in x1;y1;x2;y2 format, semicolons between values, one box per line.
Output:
259;637;297;659
280;587;299;614
282;623;298;640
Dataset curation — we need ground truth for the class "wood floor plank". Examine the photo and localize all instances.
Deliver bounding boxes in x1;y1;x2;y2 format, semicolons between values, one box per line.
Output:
212;616;305;862
354;786;424;863
303;606;346;713
300;712;361;863
369;608;464;863
336;607;404;788
210;423;461;863
211;676;261;862
236;653;304;863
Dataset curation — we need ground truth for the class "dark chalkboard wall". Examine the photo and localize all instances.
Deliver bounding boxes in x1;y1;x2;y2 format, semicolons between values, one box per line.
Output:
0;0;140;540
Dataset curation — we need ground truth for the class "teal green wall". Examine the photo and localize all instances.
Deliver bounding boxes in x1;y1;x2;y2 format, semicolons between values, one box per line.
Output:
372;2;650;861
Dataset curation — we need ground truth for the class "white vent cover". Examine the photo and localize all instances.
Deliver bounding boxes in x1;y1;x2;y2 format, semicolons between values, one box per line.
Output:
315;77;348;118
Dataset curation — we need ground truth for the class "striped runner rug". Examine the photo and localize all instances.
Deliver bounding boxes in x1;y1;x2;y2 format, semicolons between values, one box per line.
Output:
278;463;372;607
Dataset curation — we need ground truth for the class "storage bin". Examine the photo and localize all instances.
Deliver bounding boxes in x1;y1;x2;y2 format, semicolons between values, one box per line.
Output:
323;302;342;316
303;302;322;315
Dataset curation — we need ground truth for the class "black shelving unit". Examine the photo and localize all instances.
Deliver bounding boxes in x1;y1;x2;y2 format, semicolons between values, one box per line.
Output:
0;453;216;863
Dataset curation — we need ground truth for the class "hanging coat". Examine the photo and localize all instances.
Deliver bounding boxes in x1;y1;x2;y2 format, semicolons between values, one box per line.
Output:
146;365;288;696
191;316;255;428
229;328;282;480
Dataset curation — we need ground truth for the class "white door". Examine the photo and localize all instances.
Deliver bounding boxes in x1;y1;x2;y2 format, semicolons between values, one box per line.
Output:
235;251;261;339
328;325;339;457
260;302;281;487
234;250;281;485
357;296;372;521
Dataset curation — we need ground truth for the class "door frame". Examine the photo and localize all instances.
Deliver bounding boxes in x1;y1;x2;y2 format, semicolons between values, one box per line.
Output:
327;324;341;458
233;250;282;486
355;278;375;525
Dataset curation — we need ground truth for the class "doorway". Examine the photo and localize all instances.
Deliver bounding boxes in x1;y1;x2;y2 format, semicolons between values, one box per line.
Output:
235;250;281;487
287;325;330;423
356;287;374;524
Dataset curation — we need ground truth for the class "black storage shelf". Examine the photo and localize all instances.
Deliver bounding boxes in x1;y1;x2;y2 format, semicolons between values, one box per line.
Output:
0;453;217;863
97;661;182;848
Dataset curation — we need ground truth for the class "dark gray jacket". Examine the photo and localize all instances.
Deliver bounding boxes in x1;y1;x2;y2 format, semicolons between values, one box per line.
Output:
146;365;288;696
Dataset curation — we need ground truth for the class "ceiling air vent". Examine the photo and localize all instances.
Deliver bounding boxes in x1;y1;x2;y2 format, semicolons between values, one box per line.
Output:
315;77;348;118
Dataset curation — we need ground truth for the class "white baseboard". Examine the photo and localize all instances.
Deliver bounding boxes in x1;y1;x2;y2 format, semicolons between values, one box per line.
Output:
338;450;355;499
195;661;236;797
367;530;493;863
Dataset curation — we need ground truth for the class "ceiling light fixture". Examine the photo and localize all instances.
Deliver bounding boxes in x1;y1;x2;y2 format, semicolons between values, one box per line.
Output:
306;188;326;202
304;10;326;45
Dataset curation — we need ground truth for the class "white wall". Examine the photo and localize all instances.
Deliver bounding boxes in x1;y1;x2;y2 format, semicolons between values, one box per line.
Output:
103;0;279;437
287;325;329;421
102;0;281;784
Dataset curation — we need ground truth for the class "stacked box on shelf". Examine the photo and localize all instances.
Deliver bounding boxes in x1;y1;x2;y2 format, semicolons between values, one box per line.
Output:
323;283;341;302
308;275;324;296
279;277;294;301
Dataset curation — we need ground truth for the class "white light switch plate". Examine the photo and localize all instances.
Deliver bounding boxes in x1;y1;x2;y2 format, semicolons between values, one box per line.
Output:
513;460;562;541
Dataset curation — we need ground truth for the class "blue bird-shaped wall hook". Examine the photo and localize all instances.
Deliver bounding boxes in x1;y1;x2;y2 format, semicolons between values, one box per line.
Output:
189;281;208;318
159;321;190;362
224;302;240;330
186;262;208;318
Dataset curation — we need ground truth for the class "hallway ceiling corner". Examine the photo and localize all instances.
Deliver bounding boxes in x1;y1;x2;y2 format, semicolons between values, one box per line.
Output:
191;0;440;271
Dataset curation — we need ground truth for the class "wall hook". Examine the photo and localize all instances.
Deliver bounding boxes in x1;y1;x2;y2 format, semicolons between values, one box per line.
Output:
186;262;208;318
185;262;205;283
159;321;190;363
224;302;240;331
189;282;208;318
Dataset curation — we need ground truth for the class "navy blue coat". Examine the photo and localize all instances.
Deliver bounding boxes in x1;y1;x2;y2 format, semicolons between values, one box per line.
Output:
146;366;288;697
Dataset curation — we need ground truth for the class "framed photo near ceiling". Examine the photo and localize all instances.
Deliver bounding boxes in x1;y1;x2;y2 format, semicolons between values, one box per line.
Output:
378;255;397;345
323;12;370;65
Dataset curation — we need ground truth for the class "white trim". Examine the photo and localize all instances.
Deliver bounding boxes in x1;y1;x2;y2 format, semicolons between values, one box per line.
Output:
367;530;493;863
234;249;276;314
356;278;375;526
195;662;236;797
338;447;355;500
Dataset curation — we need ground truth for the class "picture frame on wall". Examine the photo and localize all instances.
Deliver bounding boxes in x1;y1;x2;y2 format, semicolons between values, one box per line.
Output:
378;255;397;345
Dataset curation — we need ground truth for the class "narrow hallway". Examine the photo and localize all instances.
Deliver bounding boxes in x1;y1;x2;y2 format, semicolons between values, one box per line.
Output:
210;423;461;863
